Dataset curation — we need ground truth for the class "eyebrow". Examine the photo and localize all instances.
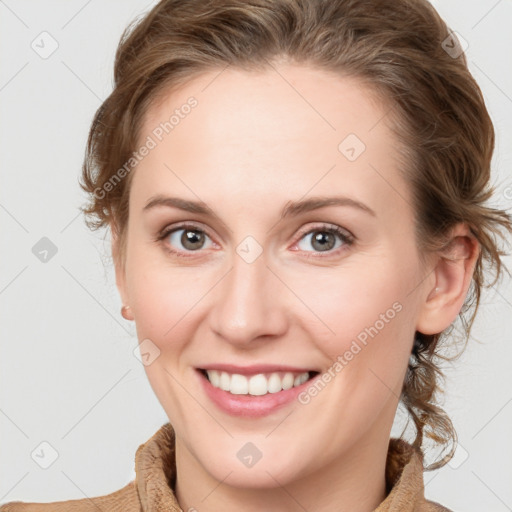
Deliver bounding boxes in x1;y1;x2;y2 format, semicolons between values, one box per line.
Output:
143;194;376;221
281;196;376;218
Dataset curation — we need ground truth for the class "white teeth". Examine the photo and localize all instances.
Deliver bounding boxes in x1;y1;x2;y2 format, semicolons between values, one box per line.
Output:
209;370;220;388
248;374;268;396
267;373;282;393
205;370;310;396
230;373;248;395
282;372;294;390
219;371;230;391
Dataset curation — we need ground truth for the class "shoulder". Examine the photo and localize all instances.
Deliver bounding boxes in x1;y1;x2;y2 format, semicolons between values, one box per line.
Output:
419;499;452;511
0;480;140;511
377;438;453;512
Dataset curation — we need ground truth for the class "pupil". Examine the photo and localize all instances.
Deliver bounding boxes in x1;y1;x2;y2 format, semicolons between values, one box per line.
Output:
183;230;204;250
312;232;334;251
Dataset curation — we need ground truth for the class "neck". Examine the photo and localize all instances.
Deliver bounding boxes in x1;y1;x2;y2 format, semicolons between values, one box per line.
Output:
174;422;391;512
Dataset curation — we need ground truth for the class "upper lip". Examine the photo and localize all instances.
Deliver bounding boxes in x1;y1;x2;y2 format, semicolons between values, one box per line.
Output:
198;364;318;375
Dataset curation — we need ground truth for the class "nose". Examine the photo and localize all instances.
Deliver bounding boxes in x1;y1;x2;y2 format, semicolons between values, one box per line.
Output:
208;251;288;347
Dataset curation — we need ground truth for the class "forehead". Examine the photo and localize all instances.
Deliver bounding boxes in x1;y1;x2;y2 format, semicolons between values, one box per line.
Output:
141;63;389;150
132;63;411;220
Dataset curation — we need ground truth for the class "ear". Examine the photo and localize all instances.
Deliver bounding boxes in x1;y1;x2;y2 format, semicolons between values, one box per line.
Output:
111;224;133;320
416;224;480;335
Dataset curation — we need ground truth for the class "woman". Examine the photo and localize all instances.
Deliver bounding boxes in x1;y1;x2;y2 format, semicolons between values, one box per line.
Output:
2;0;510;510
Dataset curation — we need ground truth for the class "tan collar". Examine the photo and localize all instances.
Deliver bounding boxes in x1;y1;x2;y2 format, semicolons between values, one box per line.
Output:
134;423;441;512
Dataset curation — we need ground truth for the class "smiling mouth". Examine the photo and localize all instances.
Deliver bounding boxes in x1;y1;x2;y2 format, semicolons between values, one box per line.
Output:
199;369;319;396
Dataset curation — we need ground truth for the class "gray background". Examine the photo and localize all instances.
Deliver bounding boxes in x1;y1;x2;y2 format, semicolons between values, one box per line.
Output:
1;0;511;509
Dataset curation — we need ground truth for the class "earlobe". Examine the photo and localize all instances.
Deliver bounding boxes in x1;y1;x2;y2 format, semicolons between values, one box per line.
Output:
416;225;480;335
121;305;134;321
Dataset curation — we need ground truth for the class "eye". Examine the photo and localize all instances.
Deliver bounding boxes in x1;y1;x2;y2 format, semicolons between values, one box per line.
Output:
157;222;354;258
158;223;215;256
294;224;354;255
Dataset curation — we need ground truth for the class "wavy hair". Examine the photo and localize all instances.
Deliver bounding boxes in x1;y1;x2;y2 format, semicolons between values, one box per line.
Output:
80;0;512;469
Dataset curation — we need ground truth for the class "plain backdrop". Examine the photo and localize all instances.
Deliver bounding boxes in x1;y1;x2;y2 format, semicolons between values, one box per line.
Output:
0;0;511;510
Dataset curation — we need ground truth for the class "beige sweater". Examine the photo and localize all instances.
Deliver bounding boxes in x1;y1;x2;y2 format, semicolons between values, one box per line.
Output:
0;423;451;511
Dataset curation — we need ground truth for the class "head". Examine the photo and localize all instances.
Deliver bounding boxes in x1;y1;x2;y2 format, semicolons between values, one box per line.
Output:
80;0;511;482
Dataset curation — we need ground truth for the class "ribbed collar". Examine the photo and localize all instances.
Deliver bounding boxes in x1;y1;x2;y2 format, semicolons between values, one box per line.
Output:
134;423;445;511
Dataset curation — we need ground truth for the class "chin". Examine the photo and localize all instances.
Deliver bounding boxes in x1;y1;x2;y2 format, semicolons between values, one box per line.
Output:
186;431;317;489
204;454;307;489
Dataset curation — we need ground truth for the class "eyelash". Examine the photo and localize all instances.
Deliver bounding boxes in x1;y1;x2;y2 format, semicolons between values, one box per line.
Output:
156;222;355;259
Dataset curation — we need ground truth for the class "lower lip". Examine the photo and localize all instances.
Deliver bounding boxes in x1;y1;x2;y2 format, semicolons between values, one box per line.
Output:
197;370;318;418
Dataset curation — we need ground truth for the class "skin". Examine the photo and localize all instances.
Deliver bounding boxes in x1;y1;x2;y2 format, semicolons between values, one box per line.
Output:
113;61;479;512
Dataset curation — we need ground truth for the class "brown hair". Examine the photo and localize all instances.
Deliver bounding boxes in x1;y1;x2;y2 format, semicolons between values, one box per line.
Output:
80;0;512;469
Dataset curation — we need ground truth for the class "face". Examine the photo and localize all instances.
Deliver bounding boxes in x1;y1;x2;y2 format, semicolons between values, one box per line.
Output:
115;63;434;487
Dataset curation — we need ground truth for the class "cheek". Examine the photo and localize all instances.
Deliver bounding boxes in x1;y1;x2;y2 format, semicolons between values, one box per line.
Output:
126;233;420;364
126;252;212;353
125;257;212;417
290;255;419;417
289;258;413;355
